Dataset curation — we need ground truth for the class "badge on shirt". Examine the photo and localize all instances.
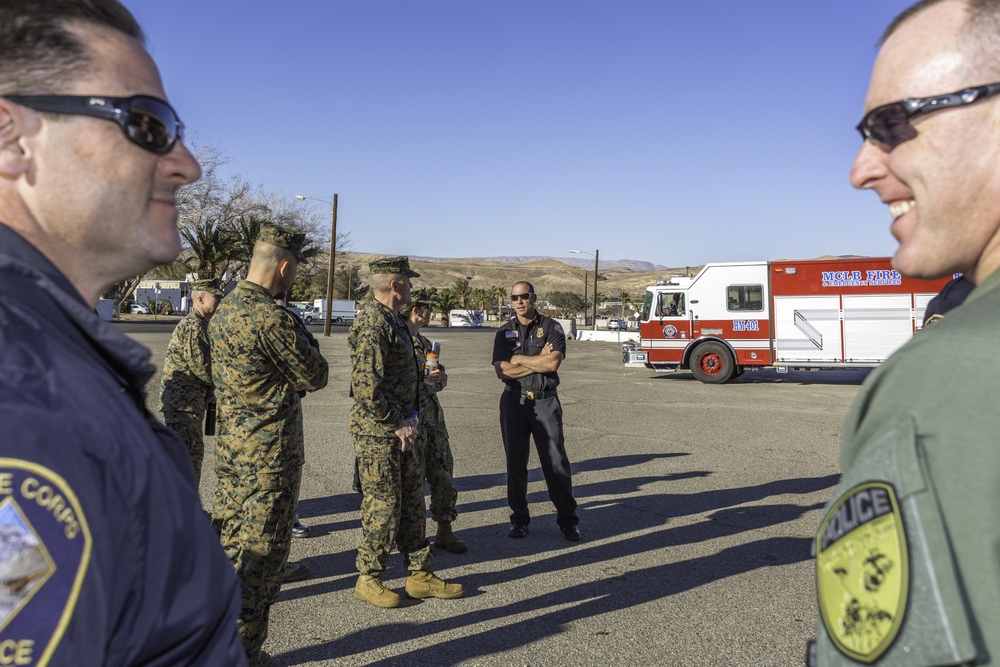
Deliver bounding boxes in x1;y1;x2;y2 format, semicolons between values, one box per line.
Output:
0;460;91;665
535;328;544;339
816;481;908;663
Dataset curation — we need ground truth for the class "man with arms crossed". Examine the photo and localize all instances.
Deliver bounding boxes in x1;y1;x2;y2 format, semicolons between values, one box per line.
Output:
492;281;580;541
813;0;1000;663
0;1;245;664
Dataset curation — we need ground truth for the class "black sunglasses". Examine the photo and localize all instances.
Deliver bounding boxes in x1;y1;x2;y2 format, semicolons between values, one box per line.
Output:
510;293;533;301
5;94;184;155
856;81;1000;152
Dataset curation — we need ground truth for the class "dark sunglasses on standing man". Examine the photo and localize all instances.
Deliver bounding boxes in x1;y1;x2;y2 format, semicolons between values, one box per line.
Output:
510;293;534;302
856;81;1000;152
4;94;185;155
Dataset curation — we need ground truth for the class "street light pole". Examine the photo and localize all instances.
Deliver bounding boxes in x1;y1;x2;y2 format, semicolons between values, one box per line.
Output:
295;194;338;337
592;249;599;331
570;248;600;331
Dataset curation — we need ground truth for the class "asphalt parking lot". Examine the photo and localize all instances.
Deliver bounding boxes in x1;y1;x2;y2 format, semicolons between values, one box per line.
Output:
124;323;864;667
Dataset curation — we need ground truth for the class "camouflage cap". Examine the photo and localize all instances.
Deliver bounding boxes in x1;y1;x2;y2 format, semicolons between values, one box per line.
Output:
410;288;436;307
369;256;419;277
258;225;308;262
192;277;224;297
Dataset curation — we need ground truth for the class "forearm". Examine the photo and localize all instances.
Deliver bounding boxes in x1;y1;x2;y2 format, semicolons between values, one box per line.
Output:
495;360;534;380
511;351;562;374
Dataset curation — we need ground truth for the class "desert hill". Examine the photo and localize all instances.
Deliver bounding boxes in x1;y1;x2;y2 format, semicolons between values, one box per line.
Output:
343;253;700;299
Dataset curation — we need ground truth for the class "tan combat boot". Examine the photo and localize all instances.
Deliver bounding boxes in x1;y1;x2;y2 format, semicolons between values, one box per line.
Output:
405;571;464;599
354;575;401;608
434;520;467;553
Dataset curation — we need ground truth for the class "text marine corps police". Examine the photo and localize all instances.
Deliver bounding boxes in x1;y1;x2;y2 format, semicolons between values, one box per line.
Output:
0;463;91;666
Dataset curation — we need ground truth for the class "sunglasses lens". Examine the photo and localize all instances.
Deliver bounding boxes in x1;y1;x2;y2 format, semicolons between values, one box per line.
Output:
124;97;178;153
864;103;917;150
511;293;531;301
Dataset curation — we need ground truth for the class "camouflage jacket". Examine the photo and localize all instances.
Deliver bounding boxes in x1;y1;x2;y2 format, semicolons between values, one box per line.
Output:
210;280;329;473
159;310;213;415
348;298;419;438
413;332;445;425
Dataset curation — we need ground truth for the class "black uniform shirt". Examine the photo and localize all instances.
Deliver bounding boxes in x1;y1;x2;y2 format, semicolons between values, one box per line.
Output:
922;275;974;328
492;312;566;393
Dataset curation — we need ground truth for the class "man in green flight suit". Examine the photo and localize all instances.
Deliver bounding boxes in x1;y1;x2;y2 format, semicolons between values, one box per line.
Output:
159;277;224;487
210;225;329;667
812;0;1000;664
349;256;463;608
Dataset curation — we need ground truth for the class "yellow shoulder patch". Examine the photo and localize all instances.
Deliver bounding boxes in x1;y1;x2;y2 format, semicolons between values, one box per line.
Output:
816;482;908;663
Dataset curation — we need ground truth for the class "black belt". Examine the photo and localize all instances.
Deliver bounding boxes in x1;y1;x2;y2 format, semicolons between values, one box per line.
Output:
504;385;557;401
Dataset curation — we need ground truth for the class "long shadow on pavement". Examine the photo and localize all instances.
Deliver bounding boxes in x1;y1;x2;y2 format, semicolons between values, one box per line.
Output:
274;473;837;665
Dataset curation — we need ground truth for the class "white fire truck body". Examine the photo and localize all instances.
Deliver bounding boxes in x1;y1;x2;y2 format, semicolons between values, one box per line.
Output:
638;258;952;383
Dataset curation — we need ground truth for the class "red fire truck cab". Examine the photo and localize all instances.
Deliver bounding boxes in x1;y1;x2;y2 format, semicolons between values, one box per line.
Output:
638;258;952;384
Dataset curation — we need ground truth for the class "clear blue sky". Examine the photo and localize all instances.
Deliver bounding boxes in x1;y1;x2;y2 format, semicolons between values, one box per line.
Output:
131;1;913;267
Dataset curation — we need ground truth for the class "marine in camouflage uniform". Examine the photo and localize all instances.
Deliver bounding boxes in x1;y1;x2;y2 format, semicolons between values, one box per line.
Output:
159;277;225;486
210;226;329;666
403;289;465;553
349;257;462;608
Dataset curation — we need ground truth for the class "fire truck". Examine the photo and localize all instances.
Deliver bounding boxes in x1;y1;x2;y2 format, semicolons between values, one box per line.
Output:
638;258;953;384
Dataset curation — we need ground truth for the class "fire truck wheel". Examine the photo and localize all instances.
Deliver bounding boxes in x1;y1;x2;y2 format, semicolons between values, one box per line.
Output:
690;341;736;384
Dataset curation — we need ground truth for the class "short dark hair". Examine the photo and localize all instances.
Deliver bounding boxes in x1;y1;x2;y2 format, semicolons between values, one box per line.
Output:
513;281;535;295
0;0;143;96
882;0;1000;80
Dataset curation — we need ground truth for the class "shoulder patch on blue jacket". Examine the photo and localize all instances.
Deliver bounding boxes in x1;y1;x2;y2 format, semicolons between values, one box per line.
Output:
0;459;91;665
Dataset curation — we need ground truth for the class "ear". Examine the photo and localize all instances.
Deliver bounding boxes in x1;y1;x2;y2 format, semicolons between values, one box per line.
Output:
278;257;298;283
0;99;34;180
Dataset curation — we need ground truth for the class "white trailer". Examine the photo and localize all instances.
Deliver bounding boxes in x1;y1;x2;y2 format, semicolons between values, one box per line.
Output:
306;299;356;324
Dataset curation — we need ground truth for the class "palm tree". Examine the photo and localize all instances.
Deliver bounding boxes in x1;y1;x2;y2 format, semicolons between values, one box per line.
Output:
179;218;234;280
619;290;631;319
490;285;506;319
470;287;491;311
450;278;472;309
435;290;460;327
229;211;269;275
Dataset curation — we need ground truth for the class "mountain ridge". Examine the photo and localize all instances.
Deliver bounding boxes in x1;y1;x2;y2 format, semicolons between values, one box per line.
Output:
401;255;669;271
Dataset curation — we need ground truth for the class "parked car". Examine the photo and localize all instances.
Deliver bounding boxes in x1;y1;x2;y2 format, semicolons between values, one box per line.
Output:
302;306;322;324
129;303;150;314
608;318;626;331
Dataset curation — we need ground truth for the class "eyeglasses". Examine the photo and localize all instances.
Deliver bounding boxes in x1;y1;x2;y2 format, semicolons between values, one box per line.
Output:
5;94;185;154
510;293;533;302
856;81;1000;152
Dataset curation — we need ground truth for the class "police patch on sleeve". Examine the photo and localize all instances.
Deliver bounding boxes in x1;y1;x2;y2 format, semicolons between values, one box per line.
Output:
816;481;908;664
0;460;91;666
554;323;563;335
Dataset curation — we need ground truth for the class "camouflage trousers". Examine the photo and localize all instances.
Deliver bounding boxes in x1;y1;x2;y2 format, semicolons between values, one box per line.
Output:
354;434;432;576
162;410;205;486
212;467;300;666
414;422;458;523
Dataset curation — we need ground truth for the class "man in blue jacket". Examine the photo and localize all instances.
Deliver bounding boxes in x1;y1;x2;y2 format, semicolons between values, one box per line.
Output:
0;1;246;665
